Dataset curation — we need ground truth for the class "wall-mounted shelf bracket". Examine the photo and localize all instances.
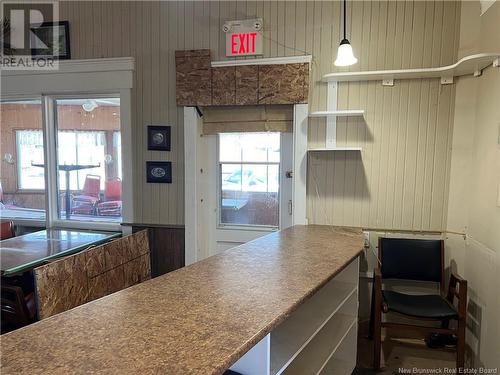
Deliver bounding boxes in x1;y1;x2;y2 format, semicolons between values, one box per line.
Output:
440;76;454;85
382;79;394;86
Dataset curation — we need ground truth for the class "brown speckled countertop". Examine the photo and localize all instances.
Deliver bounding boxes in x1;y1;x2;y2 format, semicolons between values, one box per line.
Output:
1;225;363;375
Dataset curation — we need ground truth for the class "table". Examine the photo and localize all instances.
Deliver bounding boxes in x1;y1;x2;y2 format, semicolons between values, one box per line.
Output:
31;163;100;219
221;198;248;210
0;225;363;374
0;229;120;276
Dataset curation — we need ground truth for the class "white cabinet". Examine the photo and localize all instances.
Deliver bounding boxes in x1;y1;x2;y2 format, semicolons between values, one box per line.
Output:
230;257;360;375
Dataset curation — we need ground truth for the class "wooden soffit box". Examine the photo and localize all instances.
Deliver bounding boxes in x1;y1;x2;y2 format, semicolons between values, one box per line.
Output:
176;49;309;106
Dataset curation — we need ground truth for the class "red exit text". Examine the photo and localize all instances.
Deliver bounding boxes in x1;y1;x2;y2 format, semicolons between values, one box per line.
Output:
230;32;258;55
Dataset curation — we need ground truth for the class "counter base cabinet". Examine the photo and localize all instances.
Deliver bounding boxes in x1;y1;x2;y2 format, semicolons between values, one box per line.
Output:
230;257;359;375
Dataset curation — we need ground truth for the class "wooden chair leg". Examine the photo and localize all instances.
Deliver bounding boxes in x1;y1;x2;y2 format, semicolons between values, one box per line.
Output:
373;269;382;370
373;304;381;370
456;318;465;370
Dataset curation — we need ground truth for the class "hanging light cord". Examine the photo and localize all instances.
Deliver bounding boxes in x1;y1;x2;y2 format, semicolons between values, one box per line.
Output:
343;0;347;40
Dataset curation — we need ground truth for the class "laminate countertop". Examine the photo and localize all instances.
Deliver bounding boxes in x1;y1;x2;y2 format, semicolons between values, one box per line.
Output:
0;225;364;375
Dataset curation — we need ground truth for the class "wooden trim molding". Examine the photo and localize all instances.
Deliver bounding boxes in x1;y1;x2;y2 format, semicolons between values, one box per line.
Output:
130;224;185;277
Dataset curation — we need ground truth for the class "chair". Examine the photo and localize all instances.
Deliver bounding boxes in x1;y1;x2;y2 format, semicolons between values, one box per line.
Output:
371;238;467;370
1;284;37;330
97;178;122;216
0;220;15;240
71;174;101;215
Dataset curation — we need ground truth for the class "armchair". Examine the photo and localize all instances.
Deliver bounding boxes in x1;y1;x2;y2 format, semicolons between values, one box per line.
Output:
370;238;467;370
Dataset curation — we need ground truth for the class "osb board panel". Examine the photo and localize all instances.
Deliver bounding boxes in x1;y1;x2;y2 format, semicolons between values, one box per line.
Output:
176;49;212;106
212;67;236;106
34;230;151;320
176;51;307;106
258;63;308;104
235;65;259;105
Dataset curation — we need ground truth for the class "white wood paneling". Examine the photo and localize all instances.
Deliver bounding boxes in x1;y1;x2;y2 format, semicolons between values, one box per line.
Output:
60;1;461;229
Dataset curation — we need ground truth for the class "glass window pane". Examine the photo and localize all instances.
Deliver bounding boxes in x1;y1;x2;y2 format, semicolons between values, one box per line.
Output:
0;99;46;221
267;133;281;163
219;132;281;228
241;133;267;162
55;97;122;222
221;164;242;192
219;133;242;162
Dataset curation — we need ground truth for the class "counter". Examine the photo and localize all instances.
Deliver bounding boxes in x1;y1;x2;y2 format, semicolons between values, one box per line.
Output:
1;225;363;374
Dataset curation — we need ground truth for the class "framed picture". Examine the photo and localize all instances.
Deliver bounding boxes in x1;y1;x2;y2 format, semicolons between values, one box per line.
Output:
30;21;71;60
147;126;171;151
146;161;172;183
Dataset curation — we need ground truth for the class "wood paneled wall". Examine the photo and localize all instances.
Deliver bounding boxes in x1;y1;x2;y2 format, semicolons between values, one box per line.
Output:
131;224;185;277
60;1;461;230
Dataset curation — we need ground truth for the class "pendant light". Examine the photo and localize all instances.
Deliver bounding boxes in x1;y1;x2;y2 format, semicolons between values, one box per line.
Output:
334;0;358;67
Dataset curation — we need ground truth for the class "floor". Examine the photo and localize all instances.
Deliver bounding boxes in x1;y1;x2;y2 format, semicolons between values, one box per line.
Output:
354;322;456;374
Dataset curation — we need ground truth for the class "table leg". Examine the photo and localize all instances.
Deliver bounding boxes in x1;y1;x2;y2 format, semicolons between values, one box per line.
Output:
65;170;71;219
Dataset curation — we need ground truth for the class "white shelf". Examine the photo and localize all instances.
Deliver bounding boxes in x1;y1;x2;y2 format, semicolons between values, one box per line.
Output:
270;281;356;375
309;110;364;118
211;55;312;67
280;293;358;375
322;53;500;84
318;321;357;375
308;147;362;152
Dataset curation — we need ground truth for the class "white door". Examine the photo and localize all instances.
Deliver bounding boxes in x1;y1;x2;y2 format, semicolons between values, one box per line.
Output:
214;132;293;254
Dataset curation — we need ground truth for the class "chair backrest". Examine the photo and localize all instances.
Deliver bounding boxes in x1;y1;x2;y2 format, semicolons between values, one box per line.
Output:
1;285;33;326
82;174;101;197
0;221;15;240
379;237;444;285
105;178;122;201
34;230;150;320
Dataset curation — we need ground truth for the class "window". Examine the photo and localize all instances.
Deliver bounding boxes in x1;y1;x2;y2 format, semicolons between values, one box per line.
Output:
55;97;122;222
0;100;47;220
0;96;123;226
219;132;280;228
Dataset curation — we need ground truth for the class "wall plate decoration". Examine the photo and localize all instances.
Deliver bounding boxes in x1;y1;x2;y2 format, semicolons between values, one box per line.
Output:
147;126;171;151
146;161;172;183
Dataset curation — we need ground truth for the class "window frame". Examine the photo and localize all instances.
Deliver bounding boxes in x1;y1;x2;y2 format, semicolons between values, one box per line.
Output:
1;96;47;227
1;57;135;231
47;93;123;231
216;133;282;231
0;93;126;231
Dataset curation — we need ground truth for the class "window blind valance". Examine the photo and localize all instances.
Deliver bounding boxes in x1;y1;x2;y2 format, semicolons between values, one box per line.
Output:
202;105;293;135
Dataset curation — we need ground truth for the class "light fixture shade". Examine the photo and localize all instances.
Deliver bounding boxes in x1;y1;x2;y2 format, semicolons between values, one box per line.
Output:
82;99;98;112
334;39;358;67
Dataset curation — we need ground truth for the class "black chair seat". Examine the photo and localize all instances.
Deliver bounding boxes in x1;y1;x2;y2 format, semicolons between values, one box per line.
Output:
382;290;458;320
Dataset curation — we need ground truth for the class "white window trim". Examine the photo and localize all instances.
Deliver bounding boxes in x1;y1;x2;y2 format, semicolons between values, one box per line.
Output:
1;58;135;232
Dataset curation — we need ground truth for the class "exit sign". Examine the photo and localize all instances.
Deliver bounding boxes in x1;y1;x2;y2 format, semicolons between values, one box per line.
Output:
224;18;263;57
